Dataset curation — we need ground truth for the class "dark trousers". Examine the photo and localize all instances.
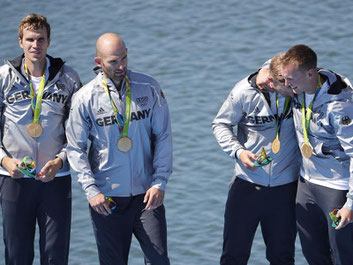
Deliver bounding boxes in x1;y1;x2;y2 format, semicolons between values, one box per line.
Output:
220;178;297;265
90;194;170;265
296;177;353;265
0;175;72;265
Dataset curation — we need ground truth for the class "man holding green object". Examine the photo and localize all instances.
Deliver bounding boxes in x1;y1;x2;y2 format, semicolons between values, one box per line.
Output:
281;44;353;265
66;33;172;265
0;13;81;265
212;53;299;265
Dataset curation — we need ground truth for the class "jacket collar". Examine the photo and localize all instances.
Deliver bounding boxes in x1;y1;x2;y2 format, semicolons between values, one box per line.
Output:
295;68;351;108
9;54;65;82
318;68;347;95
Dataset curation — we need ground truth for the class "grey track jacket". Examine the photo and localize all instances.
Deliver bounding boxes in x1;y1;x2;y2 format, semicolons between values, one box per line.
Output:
0;55;81;176
292;69;353;210
212;73;300;187
66;70;172;200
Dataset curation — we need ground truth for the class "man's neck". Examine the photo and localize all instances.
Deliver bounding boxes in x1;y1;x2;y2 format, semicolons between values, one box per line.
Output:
306;72;319;95
25;57;46;77
104;74;123;91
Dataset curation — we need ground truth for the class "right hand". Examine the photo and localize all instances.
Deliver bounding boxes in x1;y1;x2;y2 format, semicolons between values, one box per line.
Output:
2;156;23;178
335;208;353;230
88;193;112;216
239;150;257;171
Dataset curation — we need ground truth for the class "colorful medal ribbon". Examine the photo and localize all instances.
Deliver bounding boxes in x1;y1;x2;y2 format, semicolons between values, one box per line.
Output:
105;196;117;210
301;77;322;147
329;208;341;228
17;156;36;178
254;147;273;167
23;60;46;124
102;75;131;137
274;94;291;141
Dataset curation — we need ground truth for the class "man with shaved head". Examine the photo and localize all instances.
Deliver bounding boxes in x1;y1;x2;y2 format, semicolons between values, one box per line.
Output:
66;33;172;264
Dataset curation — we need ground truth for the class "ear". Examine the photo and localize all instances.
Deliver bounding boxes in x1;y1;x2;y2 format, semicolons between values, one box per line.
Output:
94;57;102;67
18;37;23;49
307;68;316;78
47;38;51;48
268;78;275;89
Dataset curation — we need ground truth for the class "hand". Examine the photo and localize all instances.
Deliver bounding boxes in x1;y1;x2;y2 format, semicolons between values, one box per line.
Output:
335;208;353;230
239;150;257;171
256;68;273;91
144;187;165;210
89;193;111;216
2;156;23;178
37;157;63;182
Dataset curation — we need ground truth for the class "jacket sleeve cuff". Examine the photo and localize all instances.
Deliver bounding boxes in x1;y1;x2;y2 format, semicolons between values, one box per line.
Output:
0;149;8;167
343;197;353;211
56;151;67;166
151;177;167;191
85;185;102;201
235;148;245;160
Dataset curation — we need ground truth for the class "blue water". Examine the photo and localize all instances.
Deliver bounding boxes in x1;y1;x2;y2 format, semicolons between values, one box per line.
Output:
1;0;353;264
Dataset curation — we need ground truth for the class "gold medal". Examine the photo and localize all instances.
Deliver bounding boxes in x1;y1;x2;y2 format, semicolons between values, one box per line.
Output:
27;123;43;138
301;143;313;159
117;137;132;152
272;139;281;154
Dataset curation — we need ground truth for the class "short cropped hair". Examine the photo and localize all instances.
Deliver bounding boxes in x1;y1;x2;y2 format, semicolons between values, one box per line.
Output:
18;13;50;40
269;53;285;82
282;44;317;72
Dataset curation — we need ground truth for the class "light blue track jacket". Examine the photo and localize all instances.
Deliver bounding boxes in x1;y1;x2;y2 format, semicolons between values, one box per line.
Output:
66;70;172;200
0;55;81;176
212;73;300;187
292;69;353;210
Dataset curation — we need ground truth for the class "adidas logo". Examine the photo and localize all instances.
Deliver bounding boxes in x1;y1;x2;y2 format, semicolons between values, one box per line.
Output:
97;107;106;115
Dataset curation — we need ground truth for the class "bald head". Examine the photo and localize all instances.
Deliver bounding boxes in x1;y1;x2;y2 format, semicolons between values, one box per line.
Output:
95;33;128;84
96;33;126;57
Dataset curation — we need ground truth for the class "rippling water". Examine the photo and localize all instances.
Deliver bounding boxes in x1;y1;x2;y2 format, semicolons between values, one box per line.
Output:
1;0;353;264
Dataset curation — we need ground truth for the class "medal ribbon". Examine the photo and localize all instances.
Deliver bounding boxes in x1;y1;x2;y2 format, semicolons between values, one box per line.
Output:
102;75;131;137
301;76;322;145
274;93;291;140
23;61;46;124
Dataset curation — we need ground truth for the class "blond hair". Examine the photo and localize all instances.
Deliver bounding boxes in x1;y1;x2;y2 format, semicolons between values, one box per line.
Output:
269;53;285;81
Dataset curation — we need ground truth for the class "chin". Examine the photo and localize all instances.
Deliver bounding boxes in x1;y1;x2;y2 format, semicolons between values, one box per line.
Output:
115;75;125;80
29;56;45;62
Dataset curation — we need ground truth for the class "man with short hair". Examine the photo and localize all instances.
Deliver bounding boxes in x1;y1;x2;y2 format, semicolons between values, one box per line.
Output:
66;33;172;265
281;44;353;265
212;54;299;265
0;13;81;265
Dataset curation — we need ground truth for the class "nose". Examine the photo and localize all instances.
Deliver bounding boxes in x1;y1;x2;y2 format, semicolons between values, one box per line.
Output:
32;40;39;49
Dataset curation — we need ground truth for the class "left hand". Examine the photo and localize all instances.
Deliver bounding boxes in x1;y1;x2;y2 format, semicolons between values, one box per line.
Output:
143;187;165;210
256;68;273;91
335;208;353;230
36;157;63;182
